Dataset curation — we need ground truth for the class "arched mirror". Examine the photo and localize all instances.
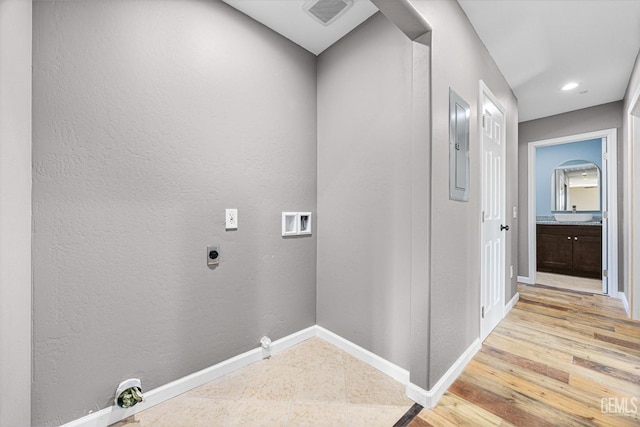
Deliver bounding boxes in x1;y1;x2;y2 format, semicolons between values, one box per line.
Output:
551;160;600;211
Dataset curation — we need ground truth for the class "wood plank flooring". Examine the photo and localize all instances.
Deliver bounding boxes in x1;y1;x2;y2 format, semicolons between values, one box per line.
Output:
410;284;640;427
535;272;603;294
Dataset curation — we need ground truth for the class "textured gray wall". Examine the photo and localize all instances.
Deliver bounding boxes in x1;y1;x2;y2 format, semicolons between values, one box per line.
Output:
622;51;640;312
0;0;32;425
408;0;519;389
518;101;623;290
317;12;413;370
32;1;317;424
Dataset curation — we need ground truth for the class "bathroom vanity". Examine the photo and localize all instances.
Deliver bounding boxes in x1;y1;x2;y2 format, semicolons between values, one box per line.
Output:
536;224;602;278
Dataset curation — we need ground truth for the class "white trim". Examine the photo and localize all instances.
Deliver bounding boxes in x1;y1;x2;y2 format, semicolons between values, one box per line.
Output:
619;292;630;316
627;84;640;320
505;292;520;314
528;142;537;283
315;326;410;385
526;128;618;298
62;326;317;427
517;275;534;285
405;338;481;408
64;325;482;426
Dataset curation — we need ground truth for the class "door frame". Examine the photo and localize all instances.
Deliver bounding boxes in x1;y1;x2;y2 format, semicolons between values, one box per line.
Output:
525;128;618;298
626;84;640;319
479;80;507;340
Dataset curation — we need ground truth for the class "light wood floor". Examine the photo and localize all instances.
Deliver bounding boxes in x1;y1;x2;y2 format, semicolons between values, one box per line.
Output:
536;271;603;294
410;284;640;427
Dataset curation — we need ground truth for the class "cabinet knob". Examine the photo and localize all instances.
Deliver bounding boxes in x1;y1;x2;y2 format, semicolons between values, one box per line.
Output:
575;237;578;240
567;236;571;239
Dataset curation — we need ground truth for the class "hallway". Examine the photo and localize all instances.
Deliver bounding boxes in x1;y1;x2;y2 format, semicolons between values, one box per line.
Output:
410;284;639;426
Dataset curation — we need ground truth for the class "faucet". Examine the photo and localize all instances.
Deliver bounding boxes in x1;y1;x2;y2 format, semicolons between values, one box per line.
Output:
572;205;577;213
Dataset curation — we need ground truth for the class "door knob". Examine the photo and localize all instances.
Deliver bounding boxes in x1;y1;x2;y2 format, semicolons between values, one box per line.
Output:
500;224;509;231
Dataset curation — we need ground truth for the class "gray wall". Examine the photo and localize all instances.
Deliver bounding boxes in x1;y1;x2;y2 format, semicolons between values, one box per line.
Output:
408;0;519;389
622;50;640;313
316;12;413;370
32;1;317;424
0;0;32;425
518;101;623;290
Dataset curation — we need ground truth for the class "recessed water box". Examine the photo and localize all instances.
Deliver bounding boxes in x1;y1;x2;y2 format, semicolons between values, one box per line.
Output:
298;212;312;235
282;212;298;236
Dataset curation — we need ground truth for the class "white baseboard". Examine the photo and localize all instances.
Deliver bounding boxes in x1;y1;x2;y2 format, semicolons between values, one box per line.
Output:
62;326;317;427
66;323;481;427
505;292;520;314
405;338;481;408
315;325;410;385
517;275;533;285
618;292;630;316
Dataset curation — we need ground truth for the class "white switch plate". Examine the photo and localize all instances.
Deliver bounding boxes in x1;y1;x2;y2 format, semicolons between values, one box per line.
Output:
225;209;238;230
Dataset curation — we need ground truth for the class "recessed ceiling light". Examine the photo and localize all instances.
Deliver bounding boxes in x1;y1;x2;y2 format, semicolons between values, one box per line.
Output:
562;82;579;91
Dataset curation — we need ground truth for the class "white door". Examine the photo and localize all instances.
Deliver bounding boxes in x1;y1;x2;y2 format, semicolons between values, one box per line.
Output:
480;86;506;340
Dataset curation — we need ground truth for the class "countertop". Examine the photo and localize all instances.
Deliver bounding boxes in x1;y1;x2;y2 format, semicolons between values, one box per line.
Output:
536;221;602;226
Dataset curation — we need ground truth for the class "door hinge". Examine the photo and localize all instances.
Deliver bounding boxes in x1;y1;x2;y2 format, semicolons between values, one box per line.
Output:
603;211;608;219
482;306;485;318
603;269;608;277
482;114;486;129
603;152;608;160
482;211;485;223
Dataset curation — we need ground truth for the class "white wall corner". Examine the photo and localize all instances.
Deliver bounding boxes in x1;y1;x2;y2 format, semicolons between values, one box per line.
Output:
315;325;410;385
407;338;481;409
505;292;520;314
618;292;630;317
517;275;533;285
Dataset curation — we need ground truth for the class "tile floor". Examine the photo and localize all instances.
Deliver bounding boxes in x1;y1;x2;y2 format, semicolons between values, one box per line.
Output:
113;338;413;426
535;271;602;293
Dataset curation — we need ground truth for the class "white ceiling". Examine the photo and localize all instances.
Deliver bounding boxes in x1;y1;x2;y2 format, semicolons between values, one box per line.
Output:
222;0;378;55
223;0;640;123
458;0;640;122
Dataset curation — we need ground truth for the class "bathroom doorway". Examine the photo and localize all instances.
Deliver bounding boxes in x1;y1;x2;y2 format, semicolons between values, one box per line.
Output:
526;128;618;297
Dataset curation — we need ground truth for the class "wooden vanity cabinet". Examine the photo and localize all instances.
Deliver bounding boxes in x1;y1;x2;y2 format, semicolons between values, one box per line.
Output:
536;224;602;279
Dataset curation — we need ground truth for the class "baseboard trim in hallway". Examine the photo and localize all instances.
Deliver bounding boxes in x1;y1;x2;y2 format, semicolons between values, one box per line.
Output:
406;338;481;409
506;291;520;313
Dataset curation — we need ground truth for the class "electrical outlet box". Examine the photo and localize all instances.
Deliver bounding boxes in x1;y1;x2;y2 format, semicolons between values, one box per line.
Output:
207;245;219;266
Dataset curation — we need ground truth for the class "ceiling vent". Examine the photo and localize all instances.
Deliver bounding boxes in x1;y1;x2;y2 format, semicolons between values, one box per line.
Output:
303;0;354;26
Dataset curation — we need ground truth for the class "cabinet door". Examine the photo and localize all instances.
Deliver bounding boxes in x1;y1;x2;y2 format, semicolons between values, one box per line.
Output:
572;235;602;278
537;233;572;274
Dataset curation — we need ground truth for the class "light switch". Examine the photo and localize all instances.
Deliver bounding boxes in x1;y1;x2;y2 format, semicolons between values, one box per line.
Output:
226;209;238;230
